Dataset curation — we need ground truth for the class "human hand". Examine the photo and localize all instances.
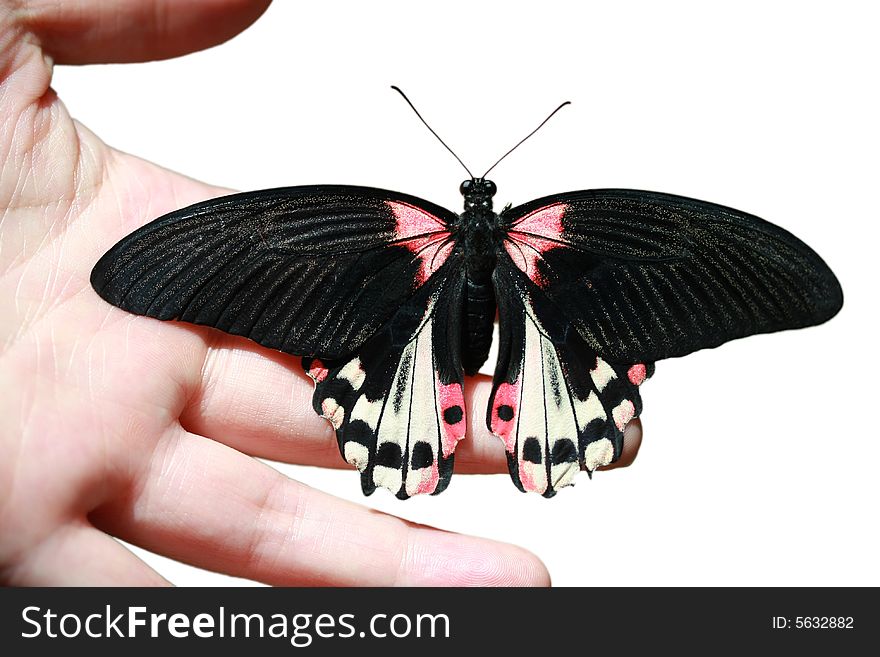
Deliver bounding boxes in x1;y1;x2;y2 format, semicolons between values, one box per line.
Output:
0;0;641;586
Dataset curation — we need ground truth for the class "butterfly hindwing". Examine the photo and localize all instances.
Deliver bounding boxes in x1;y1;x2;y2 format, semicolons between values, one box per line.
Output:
304;269;467;499
498;189;843;363
490;257;653;496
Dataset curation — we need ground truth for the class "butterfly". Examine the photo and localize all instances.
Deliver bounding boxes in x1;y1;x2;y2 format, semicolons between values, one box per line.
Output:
90;90;843;499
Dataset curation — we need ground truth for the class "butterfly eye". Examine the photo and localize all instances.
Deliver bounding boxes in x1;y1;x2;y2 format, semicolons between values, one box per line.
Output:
459;180;473;195
484;180;497;196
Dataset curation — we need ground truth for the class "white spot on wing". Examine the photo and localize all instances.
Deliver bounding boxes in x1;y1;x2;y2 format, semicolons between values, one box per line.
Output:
321;398;344;429
351;395;383;431
590;358;617;392
550;462;578;489
612;399;635;431
573;391;606;432
584;438;614;471
373;465;402;492
337;357;366;391
343;441;369;471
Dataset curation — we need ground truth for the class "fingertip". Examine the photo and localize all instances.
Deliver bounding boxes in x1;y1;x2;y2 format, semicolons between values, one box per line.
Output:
453;543;551;588
23;0;273;65
399;528;550;587
600;418;643;470
461;541;551;587
509;546;552;587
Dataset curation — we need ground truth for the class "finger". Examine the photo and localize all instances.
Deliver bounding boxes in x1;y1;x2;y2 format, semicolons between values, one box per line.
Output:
178;329;344;468
4;521;169;586
91;428;551;586
179;330;646;474
178;329;512;473
21;0;272;64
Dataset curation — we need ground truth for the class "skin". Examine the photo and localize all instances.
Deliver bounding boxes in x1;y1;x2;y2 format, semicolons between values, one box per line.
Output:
0;0;642;586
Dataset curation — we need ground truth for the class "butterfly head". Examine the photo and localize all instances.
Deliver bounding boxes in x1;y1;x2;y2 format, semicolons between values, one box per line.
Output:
460;178;497;212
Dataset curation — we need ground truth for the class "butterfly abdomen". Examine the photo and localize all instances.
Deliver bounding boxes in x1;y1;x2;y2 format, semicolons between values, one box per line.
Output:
460;208;499;375
462;276;496;375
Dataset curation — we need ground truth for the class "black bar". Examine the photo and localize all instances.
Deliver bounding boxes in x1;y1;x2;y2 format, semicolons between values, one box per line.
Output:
1;587;875;654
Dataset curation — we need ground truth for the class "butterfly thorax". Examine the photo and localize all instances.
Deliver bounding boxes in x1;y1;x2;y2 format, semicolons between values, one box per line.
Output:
458;178;500;275
459;179;500;375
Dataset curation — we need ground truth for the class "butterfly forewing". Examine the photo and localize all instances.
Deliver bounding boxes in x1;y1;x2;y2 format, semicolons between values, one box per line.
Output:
498;189;843;363
91;185;459;359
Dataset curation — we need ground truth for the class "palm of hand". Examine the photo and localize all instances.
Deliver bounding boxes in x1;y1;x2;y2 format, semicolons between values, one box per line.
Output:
0;1;638;586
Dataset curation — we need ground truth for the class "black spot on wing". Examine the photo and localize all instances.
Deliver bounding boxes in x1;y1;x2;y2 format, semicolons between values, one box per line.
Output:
375;442;403;469
551;439;578;465
344;420;373;447
443;405;463;424
523;437;543;464
498;404;514;421
411;442;434;469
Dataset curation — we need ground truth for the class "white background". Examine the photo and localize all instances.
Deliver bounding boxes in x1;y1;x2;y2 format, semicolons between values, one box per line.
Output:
54;0;878;586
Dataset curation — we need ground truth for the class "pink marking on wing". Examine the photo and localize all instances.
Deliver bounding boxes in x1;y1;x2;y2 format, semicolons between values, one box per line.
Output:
388;200;447;237
504;204;566;287
612;399;636;431
407;236;454;285
437;381;466;457
518;459;546;494
307;359;329;383
504;240;556;286
512;203;566;239
491;380;520;452
387;201;452;286
414;462;440;495
627;363;647;386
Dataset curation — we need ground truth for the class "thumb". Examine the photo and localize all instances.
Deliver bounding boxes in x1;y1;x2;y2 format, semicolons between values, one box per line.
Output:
18;0;271;65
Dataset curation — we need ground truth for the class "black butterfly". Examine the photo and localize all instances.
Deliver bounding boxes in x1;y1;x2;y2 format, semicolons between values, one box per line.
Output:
90;93;843;499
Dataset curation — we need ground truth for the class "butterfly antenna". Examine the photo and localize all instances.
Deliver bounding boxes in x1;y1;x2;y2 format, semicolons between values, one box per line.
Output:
481;100;571;178
391;85;475;178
